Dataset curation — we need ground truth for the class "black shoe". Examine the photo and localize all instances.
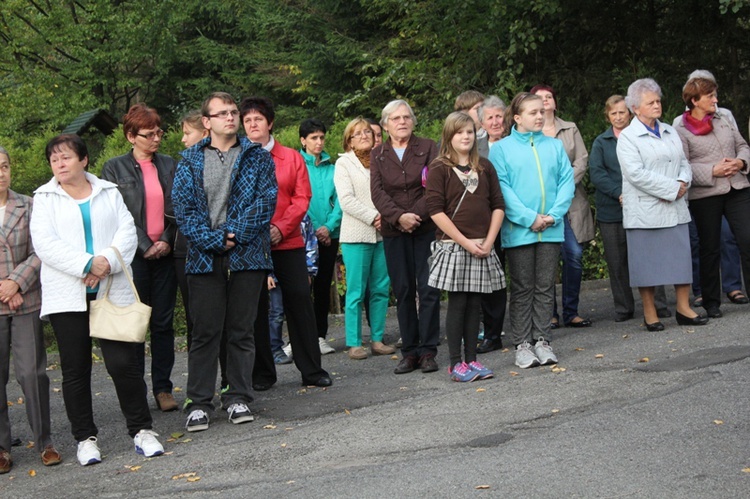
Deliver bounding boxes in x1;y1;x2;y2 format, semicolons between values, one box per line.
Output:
614;313;634;323
550;319;560;330
675;311;709;326
705;307;722;318
305;376;332;388
477;338;503;354
253;382;273;392
644;317;665;332
394;355;418;374
418;353;439;373
656;308;672;318
565;317;592;328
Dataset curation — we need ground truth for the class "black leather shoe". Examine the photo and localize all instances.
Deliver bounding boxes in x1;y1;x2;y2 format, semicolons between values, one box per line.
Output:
394;355;418;374
253;382;273;392
565;317;592;328
477;338;503;354
418;353;439;373
644;317;665;331
705;307;722;318
614;313;634;322
676;311;709;326
310;376;332;387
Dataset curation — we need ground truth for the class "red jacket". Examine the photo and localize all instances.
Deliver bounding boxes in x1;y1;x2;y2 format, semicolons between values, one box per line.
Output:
270;140;311;250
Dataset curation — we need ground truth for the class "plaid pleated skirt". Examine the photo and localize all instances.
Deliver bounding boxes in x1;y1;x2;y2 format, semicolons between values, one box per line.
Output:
428;240;506;293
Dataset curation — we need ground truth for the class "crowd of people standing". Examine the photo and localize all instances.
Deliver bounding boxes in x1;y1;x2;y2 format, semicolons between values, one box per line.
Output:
1;69;748;473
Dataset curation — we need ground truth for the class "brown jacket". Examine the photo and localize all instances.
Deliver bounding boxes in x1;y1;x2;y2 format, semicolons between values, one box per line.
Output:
674;113;750;201
554;117;595;243
370;135;438;237
0;190;41;315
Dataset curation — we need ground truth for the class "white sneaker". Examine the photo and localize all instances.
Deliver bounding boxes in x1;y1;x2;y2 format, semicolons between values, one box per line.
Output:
534;338;558;365
227;403;254;424
77;436;101;466
515;341;540;369
318;337;335;355
134;429;164;458
282;343;293;359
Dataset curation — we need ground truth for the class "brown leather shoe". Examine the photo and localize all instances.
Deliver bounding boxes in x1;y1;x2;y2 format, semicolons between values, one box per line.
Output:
155;392;178;412
0;450;11;474
348;347;368;360
393;355;418;374
371;341;396;356
418;353;439;373
41;444;62;466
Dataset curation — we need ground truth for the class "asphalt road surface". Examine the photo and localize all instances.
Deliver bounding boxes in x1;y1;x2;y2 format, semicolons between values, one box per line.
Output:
2;280;748;498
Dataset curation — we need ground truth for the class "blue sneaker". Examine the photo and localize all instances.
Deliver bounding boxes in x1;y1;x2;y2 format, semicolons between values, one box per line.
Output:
273;350;293;365
449;362;479;382
468;361;494;380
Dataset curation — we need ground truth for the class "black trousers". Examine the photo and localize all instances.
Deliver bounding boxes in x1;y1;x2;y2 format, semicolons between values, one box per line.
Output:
689;188;750;310
383;230;441;358
254;248;329;385
480;236;506;342
50;296;152;441
312;239;339;339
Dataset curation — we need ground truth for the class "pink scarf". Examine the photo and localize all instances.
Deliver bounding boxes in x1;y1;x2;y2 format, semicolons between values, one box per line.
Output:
682;111;714;136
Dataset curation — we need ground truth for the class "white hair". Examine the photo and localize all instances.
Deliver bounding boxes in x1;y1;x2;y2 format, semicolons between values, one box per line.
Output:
477;96;506;122
0;146;8;161
380;100;417;128
625;78;662;112
684;69;717;93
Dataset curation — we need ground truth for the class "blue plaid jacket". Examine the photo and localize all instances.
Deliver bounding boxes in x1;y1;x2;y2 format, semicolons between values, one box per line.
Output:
172;136;278;274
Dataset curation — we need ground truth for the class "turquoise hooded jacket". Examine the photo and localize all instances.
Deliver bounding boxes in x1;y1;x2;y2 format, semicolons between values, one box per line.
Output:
300;149;343;238
489;126;575;249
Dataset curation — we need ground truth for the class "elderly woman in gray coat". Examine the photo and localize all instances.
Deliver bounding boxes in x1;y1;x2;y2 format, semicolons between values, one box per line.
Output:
616;78;707;331
674;74;750;319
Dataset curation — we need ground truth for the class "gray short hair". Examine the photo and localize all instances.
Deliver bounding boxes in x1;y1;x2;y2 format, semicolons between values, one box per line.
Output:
625;78;662;112
477;96;506;122
684;69;717;93
380;100;417;128
0;146;8;161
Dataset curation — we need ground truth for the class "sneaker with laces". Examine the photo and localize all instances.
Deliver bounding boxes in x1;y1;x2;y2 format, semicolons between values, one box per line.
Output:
186;409;210;432
468;361;494;380
318;337;335;355
515;342;540;369
449;362;479;382
534;338;558;365
77;437;101;466
227;403;254;424
134;430;164;458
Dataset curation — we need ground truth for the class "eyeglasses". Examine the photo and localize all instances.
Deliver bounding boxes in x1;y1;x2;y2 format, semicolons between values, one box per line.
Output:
208;110;240;119
137;129;165;140
352;129;374;139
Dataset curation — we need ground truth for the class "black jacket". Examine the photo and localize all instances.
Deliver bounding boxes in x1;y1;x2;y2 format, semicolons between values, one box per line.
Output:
101;150;177;256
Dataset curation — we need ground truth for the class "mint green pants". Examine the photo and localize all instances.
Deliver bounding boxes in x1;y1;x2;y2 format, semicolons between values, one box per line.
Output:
341;242;390;347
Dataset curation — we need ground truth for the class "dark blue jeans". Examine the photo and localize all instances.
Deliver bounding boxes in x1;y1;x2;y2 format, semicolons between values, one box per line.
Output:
131;255;177;396
553;217;584;324
268;285;284;353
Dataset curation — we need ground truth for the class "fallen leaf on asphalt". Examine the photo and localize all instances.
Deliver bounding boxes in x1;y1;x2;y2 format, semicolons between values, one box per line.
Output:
172;472;197;480
575;348;585;351
551;409;560;414
95;392;101;396
667;340;674;344
344;409;351;415
475;485;490;489
52;388;61;393
26;441;34;449
263;425;277;430
399;387;409;390
181;438;192;443
639;357;649;363
171;432;184;439
187;477;201;482
173;387;182;392
501;348;510;353
28;470;36;477
92;353;100;361
509;371;519;376
128;465;142;471
595;354;604;359
287;480;296;484
281;443;287;448
6;401;12;406
166;438;176;443
284;428;294;431
163;451;173;455
622;335;628;339
390;355;399;360
714;420;724;425
551;367;565;373
17;397;23;404
742;467;750;473
476;388;486;392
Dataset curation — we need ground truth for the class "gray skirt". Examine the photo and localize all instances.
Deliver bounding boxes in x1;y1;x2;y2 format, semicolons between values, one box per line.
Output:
626;223;692;287
428;240;506;293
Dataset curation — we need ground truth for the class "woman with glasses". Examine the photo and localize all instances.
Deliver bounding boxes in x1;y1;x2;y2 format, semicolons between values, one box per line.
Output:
101;103;179;412
334;118;395;360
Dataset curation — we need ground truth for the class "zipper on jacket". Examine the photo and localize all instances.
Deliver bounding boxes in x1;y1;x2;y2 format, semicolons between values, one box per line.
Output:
530;136;545;242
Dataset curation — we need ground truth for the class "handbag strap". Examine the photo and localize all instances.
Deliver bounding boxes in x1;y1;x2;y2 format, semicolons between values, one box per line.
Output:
438;184;469;242
100;246;142;303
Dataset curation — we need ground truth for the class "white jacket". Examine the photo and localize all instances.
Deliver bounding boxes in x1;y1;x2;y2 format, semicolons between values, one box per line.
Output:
334;151;382;244
30;172;138;319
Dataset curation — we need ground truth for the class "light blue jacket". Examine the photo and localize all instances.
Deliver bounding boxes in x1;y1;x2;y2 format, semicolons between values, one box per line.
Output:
616;119;692;229
301;149;343;239
489;126;575;248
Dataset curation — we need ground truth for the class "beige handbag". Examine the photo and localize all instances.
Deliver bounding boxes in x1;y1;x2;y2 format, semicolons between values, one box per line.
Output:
89;247;151;343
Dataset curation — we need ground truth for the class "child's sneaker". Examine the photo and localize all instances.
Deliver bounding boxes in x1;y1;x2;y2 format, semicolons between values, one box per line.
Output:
449;362;479;382
468;361;494;380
